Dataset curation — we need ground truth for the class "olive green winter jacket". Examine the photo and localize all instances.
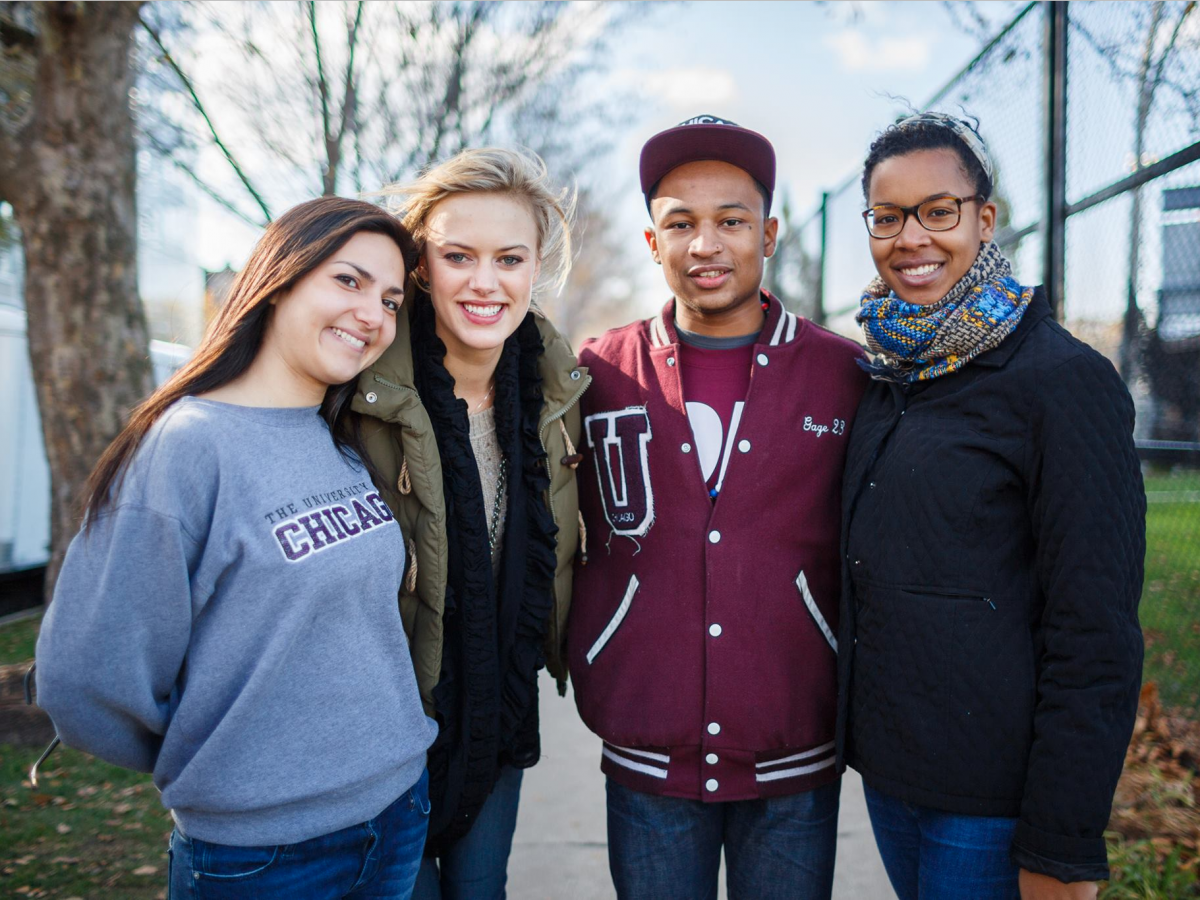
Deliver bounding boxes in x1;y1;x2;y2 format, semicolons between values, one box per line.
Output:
351;302;590;715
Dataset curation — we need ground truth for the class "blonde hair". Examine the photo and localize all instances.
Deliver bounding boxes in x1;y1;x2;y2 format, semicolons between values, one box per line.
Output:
379;147;576;293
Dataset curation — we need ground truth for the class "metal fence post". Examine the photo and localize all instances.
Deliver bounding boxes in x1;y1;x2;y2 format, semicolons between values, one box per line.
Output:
1042;0;1069;319
815;191;829;326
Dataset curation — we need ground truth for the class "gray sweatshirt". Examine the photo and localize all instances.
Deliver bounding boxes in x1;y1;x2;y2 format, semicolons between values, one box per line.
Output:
36;398;437;846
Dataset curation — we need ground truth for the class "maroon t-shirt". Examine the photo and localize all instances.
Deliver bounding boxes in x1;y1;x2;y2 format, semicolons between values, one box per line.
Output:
678;334;754;496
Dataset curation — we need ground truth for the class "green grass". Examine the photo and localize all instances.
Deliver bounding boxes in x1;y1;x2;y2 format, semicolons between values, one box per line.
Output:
1141;469;1200;713
1145;470;1200;494
1102;834;1200;899
1;615;168;898
0;613;39;666
0;745;169;899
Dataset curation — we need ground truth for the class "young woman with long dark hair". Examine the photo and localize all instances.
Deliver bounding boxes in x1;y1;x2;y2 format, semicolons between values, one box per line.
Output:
837;113;1144;900
36;197;438;899
357;148;588;900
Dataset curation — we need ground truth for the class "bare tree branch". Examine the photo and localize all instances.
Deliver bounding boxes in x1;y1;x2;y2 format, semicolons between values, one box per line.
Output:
139;9;273;222
142;131;268;229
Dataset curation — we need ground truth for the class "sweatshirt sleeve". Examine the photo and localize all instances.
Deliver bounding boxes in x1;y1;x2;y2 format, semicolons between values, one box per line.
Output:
1011;348;1145;882
35;505;198;773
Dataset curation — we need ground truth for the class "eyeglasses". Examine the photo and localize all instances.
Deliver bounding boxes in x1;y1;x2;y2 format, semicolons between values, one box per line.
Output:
862;194;985;239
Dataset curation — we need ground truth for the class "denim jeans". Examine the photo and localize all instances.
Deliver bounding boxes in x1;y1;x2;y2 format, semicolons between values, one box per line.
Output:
411;765;524;900
606;776;840;900
863;782;1020;900
168;769;430;899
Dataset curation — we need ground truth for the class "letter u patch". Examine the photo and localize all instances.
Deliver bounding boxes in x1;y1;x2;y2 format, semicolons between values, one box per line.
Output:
584;406;654;537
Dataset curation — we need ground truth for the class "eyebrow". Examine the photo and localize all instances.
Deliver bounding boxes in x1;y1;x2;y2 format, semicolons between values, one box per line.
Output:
869;191;965;208
442;241;532;254
336;260;404;297
660;201;753;218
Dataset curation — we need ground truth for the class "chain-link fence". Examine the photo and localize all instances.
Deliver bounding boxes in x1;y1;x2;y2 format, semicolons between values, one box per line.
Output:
779;0;1200;713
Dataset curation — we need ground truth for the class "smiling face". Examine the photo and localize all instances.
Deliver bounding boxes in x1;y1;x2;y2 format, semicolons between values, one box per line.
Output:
420;192;541;365
646;160;778;335
866;147;996;306
262;230;406;403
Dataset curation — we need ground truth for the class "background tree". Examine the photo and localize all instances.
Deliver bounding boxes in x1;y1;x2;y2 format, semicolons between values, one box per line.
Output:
0;0;646;601
0;1;151;599
137;1;640;224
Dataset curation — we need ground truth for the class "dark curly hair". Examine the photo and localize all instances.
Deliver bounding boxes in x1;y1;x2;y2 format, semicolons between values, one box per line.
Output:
861;115;992;202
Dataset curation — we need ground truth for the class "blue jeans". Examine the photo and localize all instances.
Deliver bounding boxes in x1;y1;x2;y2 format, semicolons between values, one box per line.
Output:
864;782;1019;900
411;765;524;900
606;777;840;900
168;769;430;899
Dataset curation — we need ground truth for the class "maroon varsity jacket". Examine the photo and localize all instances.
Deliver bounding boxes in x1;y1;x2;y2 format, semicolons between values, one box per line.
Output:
568;294;868;802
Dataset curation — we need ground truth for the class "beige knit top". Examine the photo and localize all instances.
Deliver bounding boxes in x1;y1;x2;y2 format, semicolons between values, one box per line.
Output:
468;406;507;574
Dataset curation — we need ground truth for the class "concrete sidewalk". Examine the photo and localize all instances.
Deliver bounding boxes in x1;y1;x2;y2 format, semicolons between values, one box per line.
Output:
509;672;894;899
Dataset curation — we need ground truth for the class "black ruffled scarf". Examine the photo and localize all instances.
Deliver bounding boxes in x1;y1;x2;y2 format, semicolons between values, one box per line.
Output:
411;298;558;853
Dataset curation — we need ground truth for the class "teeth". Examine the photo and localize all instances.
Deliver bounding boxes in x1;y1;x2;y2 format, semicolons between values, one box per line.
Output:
331;327;365;348
901;263;942;276
694;270;726;278
464;303;502;317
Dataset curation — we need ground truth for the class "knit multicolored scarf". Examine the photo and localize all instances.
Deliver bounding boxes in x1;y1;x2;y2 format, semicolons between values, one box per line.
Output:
856;241;1034;382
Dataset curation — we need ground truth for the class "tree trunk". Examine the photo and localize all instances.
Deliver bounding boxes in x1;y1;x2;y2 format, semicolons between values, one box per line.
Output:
0;2;151;601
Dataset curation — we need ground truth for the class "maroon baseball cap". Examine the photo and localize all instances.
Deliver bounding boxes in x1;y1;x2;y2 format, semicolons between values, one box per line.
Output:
640;114;776;213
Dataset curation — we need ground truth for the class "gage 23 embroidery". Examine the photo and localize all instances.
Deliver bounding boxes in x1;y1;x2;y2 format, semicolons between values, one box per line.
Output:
803;416;846;438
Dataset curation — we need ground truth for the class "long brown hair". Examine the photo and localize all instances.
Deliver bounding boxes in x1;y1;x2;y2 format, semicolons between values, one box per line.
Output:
83;197;417;524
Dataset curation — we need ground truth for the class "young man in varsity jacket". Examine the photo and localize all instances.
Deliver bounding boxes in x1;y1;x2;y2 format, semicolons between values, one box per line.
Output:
566;116;868;899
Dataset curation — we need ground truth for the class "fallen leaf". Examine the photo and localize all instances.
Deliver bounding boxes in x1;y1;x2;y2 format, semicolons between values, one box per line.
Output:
133;865;157;876
112;802;133;814
55;823;71;834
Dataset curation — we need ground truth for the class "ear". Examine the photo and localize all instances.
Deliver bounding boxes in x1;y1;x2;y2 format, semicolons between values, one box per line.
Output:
762;216;780;259
644;226;661;265
979;200;997;243
533;256;543;284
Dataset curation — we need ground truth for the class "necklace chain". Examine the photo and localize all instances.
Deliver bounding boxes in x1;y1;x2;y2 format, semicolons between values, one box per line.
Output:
472;381;495;414
488;456;508;556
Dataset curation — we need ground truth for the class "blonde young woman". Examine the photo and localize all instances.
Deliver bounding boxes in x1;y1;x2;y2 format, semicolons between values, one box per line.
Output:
353;149;589;900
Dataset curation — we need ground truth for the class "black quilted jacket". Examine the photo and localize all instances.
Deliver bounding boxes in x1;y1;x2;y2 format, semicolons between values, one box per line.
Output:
835;288;1145;883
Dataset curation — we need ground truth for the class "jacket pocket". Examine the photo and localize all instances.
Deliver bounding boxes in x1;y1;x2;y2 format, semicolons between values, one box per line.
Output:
851;582;1033;801
948;591;1035;791
796;569;837;653
586;574;638;664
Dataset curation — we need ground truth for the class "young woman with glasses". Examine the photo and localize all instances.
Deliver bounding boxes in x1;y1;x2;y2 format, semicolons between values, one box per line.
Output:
836;113;1144;900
